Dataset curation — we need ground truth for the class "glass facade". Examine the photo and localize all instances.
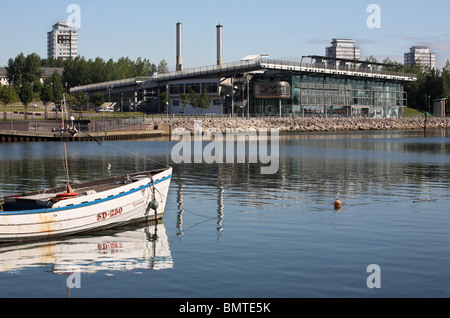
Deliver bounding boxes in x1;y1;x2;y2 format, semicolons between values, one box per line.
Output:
247;73;407;118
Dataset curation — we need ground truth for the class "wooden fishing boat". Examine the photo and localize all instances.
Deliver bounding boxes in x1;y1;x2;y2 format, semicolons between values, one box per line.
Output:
0;95;173;243
0;168;172;242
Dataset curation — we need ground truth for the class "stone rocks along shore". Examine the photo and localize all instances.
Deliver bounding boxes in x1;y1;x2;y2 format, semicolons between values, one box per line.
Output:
149;117;450;134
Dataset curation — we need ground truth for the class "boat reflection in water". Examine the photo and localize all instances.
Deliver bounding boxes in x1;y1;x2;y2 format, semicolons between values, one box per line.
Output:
0;221;173;274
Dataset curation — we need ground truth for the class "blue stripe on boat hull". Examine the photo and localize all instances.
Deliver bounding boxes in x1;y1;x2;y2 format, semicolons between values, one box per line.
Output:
1;174;172;216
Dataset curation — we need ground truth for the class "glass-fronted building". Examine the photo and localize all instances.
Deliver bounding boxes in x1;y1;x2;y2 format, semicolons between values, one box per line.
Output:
71;57;415;118
239;72;408;118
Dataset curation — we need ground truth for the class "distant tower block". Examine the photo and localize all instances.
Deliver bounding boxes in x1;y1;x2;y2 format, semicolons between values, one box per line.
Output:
217;24;223;66
176;22;183;71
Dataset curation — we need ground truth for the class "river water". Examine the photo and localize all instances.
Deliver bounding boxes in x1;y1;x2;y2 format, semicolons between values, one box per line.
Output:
0;129;449;298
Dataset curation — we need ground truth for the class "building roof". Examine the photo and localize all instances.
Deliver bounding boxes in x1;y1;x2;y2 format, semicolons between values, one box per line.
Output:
52;21;75;29
41;67;64;77
71;58;417;94
305;55;402;68
241;54;269;61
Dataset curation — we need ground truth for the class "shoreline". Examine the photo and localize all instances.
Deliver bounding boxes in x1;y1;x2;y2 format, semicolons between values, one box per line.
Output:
148;117;450;134
1;117;449;142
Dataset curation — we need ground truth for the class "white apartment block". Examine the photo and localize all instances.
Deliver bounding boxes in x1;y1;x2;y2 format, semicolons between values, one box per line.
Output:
326;39;360;65
47;21;78;60
404;46;436;69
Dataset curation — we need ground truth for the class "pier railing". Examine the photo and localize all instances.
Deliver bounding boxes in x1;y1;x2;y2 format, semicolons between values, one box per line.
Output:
0;115;147;133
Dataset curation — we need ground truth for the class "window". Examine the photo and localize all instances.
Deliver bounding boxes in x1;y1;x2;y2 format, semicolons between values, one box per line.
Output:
169;84;184;95
201;82;218;93
185;83;200;94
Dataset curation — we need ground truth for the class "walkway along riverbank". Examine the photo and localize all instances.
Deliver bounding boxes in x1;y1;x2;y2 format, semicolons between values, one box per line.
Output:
0;117;449;142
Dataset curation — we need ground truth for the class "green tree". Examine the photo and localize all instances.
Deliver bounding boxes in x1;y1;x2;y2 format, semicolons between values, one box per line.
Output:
404;65;444;112
180;92;190;114
73;92;87;110
197;89;211;114
19;81;33;120
380;57;404;72
6;53;26;84
92;92;105;107
40;79;54;119
50;71;64;105
160;91;171;113
188;89;198;114
134;57;156;76
442;60;450;113
63;56;92;88
0;85;11;118
157;59;169;74
0;84;10;107
24;53;42;84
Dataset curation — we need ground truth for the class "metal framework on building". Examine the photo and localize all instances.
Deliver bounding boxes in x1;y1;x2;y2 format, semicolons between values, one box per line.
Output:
70;57;416;117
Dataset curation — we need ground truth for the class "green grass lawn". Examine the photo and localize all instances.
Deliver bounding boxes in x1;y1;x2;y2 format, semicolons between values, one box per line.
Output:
403;107;426;117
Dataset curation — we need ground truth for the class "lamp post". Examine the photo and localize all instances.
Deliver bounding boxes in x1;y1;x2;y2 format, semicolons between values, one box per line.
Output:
10;75;14;130
246;75;250;119
231;75;234;117
30;82;34;120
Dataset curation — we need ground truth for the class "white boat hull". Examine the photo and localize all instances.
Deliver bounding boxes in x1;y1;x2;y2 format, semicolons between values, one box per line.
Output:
0;167;172;242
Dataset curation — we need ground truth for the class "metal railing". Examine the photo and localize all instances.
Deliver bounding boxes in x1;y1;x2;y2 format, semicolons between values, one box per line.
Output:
0;115;146;133
70;58;417;94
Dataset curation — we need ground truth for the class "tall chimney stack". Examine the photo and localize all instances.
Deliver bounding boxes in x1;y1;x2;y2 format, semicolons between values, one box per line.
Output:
176;22;183;71
216;24;223;66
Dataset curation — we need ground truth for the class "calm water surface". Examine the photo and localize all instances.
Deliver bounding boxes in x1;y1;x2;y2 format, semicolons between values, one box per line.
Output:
0;129;449;298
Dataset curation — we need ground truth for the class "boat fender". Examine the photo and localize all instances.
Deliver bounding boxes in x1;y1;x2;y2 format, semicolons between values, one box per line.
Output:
150;199;159;211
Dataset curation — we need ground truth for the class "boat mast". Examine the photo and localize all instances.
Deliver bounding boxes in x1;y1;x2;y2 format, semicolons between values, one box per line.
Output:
61;94;73;194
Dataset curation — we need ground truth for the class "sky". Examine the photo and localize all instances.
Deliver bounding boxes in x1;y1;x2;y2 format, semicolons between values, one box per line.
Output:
1;0;450;70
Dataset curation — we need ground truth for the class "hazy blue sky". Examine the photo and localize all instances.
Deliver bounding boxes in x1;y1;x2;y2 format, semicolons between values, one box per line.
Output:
1;0;449;69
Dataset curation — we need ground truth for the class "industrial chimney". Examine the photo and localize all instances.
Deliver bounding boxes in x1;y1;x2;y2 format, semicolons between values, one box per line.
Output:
176;22;183;71
217;24;223;66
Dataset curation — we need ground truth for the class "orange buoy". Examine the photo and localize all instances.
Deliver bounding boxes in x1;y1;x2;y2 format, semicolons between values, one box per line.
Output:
334;200;342;210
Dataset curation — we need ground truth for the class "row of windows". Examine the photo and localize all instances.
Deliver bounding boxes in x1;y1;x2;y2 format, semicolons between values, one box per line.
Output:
169;82;218;95
251;74;406;108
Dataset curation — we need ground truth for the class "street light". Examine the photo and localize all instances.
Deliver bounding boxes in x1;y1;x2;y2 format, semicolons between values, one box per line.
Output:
28;82;33;121
10;75;14;130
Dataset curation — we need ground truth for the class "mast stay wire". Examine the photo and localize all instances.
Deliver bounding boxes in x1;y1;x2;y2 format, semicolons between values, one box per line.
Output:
89;136;216;219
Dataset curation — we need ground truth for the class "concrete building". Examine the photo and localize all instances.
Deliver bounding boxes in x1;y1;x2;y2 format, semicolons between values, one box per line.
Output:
70;24;417;118
404;46;436;69
326;39;360;66
47;21;78;60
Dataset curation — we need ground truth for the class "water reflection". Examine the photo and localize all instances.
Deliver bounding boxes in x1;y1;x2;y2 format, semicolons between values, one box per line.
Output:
0;222;173;274
170;129;450;232
1;130;450;297
0;131;449;245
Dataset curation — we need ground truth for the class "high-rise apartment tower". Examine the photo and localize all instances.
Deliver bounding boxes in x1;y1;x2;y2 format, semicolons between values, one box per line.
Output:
47;21;78;60
325;39;360;66
404;46;436;69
